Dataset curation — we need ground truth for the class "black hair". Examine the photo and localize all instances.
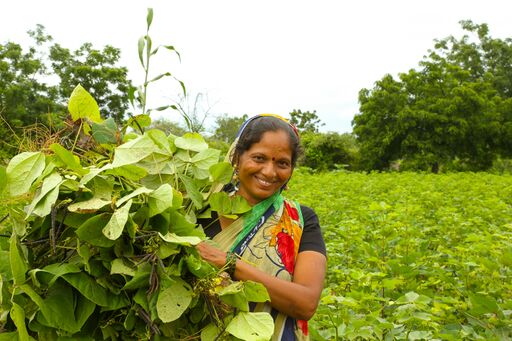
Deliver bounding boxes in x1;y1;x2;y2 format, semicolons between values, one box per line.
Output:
231;116;303;167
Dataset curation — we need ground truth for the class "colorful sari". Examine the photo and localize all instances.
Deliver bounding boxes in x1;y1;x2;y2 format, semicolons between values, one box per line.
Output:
212;191;309;341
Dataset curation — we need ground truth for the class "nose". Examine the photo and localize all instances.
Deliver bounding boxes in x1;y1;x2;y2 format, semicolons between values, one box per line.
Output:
261;161;277;178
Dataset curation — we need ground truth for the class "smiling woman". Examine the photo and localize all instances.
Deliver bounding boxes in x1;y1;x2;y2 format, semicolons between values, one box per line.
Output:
196;114;327;340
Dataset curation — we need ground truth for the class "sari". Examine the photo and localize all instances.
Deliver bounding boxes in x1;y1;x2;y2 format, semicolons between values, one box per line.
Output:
212;191;309;341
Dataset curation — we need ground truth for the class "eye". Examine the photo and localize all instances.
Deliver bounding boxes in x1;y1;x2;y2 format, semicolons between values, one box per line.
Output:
278;160;291;169
252;155;265;162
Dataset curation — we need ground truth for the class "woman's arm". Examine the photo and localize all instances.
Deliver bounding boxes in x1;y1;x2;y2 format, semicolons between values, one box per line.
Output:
196;242;327;320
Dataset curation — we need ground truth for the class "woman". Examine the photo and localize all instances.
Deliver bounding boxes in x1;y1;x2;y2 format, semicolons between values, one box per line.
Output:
196;114;327;340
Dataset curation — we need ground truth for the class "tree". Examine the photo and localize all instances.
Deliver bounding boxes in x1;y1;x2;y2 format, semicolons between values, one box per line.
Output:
150;117;187;136
49;42;132;124
212;114;248;143
289;109;324;133
352;21;511;172
300;132;360;171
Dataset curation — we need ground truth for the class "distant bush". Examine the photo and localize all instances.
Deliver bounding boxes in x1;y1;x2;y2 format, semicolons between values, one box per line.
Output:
299;132;360;171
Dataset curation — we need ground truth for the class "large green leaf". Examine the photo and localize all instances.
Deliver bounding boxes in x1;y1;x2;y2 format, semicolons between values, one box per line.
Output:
68;84;101;123
191;149;221;170
148;184;173;217
10;302;29;341
22;281;95;334
208;192;232;215
469;293;501;317
225;312;274;341
69;176;113;213
156;278;193;323
158;232;202;246
103;200;133;240
180;175;203;209
50;143;86;175
25;172;63;218
116;186;152;207
63;272;129;310
10;235;27;285
112;134;170;168
91;117;118;144
75;213;116;247
6;151;45;197
209;161;233;184
174;133;208;152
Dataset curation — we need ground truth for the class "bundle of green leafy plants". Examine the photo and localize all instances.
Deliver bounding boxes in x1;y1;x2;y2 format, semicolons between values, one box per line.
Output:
0;84;275;340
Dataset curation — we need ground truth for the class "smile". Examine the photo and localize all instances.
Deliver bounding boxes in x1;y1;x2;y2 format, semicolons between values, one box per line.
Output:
255;176;275;187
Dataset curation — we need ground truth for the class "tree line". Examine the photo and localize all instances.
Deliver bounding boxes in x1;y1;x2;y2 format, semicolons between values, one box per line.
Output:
1;21;511;172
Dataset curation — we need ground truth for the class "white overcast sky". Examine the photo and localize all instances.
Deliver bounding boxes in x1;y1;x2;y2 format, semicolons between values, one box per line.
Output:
1;0;511;133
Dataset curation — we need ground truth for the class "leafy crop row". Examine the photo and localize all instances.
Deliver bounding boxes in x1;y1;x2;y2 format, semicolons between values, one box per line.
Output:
287;171;512;340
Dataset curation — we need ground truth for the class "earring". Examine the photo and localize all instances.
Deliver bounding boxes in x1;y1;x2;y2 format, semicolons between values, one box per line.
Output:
232;167;240;191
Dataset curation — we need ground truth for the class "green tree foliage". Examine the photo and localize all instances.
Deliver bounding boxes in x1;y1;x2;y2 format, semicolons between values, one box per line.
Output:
49;42;132;124
300;132;360;171
0;25;133;138
353;21;512;172
289;109;324;133
212;113;248;143
150;117;187;136
0;40;63;128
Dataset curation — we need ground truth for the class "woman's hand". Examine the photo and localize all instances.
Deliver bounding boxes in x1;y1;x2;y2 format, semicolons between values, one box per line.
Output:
196;241;326;321
196;241;227;268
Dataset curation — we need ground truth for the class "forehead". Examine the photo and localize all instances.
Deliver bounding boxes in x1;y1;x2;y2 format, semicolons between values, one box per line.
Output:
245;130;292;157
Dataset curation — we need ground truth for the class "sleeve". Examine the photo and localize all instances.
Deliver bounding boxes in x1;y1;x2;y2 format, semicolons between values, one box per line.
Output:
298;205;327;257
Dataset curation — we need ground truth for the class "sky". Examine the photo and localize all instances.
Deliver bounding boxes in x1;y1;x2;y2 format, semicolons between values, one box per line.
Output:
1;0;511;133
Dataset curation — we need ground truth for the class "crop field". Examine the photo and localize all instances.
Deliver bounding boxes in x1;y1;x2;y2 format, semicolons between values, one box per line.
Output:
287;171;512;340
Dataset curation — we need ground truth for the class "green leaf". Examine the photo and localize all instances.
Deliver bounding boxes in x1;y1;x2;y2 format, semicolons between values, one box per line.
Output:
231;196;252;214
112;134;170;168
0;165;6;195
123;263;151;290
181;175;203;209
243;281;270;303
159;232;202;246
201;323;223;341
116;186;152;207
146;7;154;28
10;302;29;341
218;281;249;311
128;114;151;129
10;235;27;285
105;164;147;180
209;192;232;215
111;258;136;276
63;272;129;310
26;281;95;334
138;36;145;68
0;251;12;282
91;117;118;144
68;84;102;123
50;143;86;175
156;278;193;323
209;162;233;184
469;293;501;316
148;184;173;217
69;176;113;213
6;151;45;197
225;312;274;341
25;172;63;218
75;213;116;247
103;199;133;240
174;133;208;152
147;129;173;155
191;149;221;170
35;263;81;287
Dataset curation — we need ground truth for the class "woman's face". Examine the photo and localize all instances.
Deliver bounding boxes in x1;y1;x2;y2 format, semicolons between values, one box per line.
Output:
236;130;293;205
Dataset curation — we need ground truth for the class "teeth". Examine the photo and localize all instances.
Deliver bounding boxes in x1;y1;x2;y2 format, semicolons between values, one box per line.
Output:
256;177;272;186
